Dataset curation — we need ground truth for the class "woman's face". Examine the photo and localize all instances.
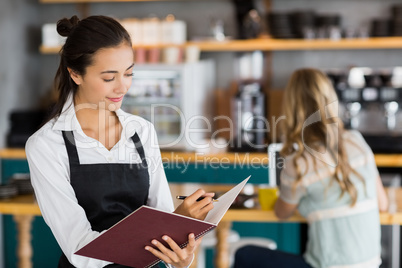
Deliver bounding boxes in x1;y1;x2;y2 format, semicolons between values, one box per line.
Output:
71;43;134;111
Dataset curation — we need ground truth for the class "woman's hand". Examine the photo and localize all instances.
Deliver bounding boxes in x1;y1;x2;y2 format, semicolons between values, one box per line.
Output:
144;189;214;267
145;233;202;268
174;189;215;220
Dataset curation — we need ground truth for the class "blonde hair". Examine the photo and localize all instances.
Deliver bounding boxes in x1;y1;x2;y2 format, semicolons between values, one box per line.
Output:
280;68;364;206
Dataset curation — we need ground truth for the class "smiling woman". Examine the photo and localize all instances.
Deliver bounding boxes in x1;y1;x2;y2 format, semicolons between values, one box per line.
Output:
70;44;135;150
69;46;135;112
24;15;214;268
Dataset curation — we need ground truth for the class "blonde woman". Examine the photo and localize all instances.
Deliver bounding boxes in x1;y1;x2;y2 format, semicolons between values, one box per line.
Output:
234;68;388;268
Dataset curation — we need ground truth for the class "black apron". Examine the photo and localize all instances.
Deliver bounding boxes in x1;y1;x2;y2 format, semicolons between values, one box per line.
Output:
58;131;150;268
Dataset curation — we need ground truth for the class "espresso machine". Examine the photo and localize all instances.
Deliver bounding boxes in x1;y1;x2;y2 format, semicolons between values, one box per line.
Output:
328;66;402;153
231;81;267;152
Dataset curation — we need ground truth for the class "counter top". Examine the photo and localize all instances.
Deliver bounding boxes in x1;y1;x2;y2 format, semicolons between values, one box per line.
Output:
0;149;27;159
1;148;402;167
0;195;41;215
169;183;402;225
1;192;401;225
223;209;402;225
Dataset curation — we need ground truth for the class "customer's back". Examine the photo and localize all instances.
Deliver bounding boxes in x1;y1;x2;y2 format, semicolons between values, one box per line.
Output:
280;129;381;267
278;68;383;268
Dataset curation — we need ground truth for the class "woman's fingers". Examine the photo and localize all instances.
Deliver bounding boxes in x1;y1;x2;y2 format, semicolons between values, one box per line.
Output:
162;235;188;260
144;243;173;264
191;196;213;212
144;234;197;266
187;190;215;206
187;233;197;250
145;239;179;263
174;189;215;220
196;202;214;219
202;192;216;198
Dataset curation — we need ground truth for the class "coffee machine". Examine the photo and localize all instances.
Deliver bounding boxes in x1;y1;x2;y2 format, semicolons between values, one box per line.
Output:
328;66;402;153
231;81;267;152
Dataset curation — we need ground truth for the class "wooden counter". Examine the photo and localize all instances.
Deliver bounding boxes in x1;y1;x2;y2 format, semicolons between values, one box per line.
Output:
0;149;26;159
1;192;401;227
223;209;402;225
169;183;402;225
0;195;40;215
1;148;402;168
1;189;402;268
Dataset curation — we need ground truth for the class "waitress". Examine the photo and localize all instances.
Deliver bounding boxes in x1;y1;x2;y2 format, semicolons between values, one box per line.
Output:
26;15;214;268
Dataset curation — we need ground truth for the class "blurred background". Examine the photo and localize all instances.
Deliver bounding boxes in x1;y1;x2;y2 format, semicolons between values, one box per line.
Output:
2;0;402;267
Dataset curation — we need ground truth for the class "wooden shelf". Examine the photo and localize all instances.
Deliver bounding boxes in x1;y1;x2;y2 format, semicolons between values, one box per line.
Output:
374;154;402;167
39;43;186;54
40;0;182;3
191;37;402;51
40;37;402;54
40;0;219;3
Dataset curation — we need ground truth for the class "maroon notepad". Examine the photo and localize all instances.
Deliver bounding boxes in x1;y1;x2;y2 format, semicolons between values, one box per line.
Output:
75;206;216;268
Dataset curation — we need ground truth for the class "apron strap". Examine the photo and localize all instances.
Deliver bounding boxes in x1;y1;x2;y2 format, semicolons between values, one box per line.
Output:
131;132;147;166
62;131;80;167
62;131;146;167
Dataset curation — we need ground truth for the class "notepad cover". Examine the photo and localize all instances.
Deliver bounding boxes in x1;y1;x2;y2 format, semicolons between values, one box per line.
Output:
75;176;250;268
75;206;215;268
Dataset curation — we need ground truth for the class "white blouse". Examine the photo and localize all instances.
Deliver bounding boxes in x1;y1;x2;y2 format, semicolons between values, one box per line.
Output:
26;94;175;267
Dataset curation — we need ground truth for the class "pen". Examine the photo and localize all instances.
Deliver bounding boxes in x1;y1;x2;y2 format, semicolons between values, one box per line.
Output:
176;196;219;202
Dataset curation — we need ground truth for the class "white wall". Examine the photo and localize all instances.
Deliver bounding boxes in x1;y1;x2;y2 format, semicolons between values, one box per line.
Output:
0;0;41;149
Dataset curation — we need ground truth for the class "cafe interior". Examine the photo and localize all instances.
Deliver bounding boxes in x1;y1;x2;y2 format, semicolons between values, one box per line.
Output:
1;0;402;267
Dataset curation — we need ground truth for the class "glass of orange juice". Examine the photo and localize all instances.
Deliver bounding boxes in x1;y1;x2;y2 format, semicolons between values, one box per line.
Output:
258;185;279;211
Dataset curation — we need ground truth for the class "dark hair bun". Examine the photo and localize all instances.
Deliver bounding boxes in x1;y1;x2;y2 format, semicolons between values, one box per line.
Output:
57;15;80;37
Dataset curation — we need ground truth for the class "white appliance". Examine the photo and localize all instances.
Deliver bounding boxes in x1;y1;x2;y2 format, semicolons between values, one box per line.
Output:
122;60;216;151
